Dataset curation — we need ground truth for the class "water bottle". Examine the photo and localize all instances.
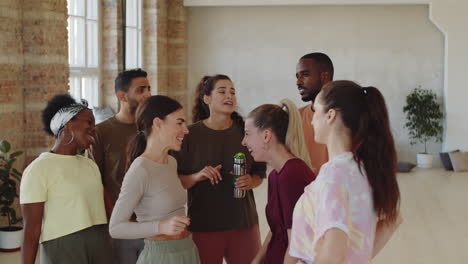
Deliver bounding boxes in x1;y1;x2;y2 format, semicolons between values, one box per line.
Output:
233;152;247;198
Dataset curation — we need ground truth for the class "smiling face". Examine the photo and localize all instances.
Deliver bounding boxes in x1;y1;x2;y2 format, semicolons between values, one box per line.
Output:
156;108;189;152
66;109;96;149
242;117;268;162
204;79;237;115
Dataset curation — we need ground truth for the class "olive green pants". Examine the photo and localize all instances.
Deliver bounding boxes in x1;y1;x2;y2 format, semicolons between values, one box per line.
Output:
137;235;200;264
40;224;114;264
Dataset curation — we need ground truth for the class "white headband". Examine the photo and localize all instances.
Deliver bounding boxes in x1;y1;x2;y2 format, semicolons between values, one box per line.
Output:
50;103;88;136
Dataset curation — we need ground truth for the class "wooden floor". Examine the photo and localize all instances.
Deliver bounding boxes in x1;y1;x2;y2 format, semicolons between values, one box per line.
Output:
2;167;467;263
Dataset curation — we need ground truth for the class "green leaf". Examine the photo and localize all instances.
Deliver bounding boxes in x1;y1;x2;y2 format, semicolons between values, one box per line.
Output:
2;189;15;201
11;173;21;182
8;209;21;224
0;141;11;153
12;168;22;176
10;151;23;159
7;158;17;167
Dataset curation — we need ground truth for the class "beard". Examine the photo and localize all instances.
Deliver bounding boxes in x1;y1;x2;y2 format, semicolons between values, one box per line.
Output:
303;89;320;103
299;85;321;103
128;98;139;116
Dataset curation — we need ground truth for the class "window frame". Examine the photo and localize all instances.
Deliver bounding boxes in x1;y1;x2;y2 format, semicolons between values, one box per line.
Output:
124;0;143;70
67;0;101;108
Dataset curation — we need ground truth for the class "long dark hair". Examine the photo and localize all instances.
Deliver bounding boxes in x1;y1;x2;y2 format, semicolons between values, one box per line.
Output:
126;95;182;169
192;74;244;128
320;80;400;224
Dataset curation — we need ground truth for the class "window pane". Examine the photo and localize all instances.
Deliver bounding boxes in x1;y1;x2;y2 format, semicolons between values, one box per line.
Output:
87;0;98;20
69;76;82;100
125;28;138;69
126;0;137;27
68;0;85;16
68;17;86;67
137;0;142;29
82;76;99;108
87;21;98;67
138;30;142;68
67;17;73;65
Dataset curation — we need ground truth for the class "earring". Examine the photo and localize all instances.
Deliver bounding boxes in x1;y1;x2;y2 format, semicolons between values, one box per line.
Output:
63;130;75;145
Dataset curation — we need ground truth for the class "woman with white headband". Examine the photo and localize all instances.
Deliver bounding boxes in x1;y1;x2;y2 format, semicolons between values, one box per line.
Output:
20;94;113;264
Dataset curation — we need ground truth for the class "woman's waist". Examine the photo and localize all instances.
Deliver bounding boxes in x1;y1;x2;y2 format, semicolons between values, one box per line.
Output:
145;229;190;241
135;208;186;223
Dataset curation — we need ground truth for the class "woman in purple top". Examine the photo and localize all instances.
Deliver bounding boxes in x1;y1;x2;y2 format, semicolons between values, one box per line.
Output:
242;99;315;264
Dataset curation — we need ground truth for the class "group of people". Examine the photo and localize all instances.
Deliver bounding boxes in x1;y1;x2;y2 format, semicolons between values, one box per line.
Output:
19;52;402;264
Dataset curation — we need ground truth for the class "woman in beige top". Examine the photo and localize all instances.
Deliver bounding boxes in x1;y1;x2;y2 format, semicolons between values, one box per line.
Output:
109;95;199;264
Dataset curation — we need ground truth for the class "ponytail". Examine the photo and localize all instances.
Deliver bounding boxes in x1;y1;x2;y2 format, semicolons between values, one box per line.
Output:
321;81;400;224
192;76;211;123
126;131;148;171
230;111;245;130
280;99;312;169
357;86;399;224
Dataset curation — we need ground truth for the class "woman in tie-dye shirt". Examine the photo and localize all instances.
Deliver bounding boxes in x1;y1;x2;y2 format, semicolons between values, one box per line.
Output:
290;81;402;264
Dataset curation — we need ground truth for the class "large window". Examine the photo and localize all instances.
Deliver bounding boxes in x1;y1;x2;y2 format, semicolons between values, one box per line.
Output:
125;0;142;69
67;0;100;108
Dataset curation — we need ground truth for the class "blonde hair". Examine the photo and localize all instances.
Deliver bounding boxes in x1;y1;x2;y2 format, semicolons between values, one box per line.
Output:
248;99;312;169
280;99;312;169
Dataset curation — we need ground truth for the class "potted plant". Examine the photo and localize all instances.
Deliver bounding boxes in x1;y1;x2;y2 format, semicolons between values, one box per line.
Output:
403;87;443;168
0;140;23;251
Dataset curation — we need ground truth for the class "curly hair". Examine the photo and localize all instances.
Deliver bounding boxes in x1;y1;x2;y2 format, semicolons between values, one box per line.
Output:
41;94;79;136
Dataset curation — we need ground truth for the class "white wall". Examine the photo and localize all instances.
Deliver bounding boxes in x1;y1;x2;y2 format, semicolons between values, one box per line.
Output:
187;5;444;162
430;0;468;152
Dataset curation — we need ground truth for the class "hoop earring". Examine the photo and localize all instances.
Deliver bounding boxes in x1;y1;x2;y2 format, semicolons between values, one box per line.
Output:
64;130;75;145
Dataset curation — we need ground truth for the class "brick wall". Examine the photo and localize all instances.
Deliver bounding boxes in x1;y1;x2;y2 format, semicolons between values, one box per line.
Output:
0;0;69;226
0;0;188;154
143;0;158;93
0;0;191;165
155;0;188;115
0;0;25;157
22;0;69;163
0;0;188;226
101;0;123;111
166;0;188;110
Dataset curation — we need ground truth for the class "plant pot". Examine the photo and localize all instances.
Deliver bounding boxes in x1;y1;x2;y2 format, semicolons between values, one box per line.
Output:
417;153;433;168
0;226;23;252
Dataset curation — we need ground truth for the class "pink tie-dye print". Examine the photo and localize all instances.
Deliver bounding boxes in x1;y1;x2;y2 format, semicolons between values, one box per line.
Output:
290;152;377;264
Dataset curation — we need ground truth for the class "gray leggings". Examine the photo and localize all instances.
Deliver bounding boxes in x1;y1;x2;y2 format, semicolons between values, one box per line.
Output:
40;225;114;264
